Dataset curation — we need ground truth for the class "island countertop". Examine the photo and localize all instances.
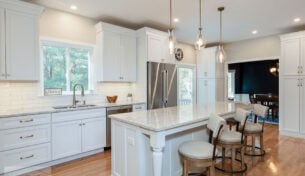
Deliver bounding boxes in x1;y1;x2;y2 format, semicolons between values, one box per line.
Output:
109;101;251;132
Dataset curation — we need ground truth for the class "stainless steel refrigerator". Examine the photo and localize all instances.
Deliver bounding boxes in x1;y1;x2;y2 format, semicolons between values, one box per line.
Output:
147;61;177;109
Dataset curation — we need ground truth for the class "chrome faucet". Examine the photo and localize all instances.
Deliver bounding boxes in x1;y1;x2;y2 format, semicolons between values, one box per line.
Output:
72;84;85;107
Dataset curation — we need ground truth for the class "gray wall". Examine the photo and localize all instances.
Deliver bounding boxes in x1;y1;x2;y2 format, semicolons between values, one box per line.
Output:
224;35;281;62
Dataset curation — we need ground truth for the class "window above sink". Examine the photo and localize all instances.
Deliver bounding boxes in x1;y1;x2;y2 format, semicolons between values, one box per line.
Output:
40;38;95;95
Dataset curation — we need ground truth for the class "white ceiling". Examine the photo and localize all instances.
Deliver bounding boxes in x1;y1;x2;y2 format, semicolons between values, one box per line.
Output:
25;0;305;44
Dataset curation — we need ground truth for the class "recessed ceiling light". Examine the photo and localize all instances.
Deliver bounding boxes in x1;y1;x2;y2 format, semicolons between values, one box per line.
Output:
252;30;258;34
173;18;179;23
70;5;78;10
294;18;301;22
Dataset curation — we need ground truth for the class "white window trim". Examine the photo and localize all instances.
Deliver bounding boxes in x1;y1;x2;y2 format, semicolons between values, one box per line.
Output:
39;37;95;96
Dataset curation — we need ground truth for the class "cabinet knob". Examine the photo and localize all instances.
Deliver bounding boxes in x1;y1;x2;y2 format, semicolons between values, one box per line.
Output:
83;123;85;126
7;74;10;77
1;73;5;77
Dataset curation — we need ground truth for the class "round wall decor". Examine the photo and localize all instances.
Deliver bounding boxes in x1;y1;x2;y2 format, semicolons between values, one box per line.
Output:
174;48;184;61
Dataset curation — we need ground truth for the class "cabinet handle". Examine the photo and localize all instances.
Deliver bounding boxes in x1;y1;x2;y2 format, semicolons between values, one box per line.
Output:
7;74;10;77
20;134;34;139
1;73;5;77
79;124;82;126
135;107;142;109
19;119;34;123
82;123;85;126
20;154;34;160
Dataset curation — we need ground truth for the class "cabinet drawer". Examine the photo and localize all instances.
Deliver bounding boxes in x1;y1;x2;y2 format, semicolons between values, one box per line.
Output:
0;143;51;174
0;113;51;130
0;125;50;151
132;104;147;112
52;108;106;123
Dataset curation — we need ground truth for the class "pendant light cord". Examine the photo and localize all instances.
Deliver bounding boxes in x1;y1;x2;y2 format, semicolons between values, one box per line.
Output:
220;8;223;45
199;0;202;31
170;0;173;30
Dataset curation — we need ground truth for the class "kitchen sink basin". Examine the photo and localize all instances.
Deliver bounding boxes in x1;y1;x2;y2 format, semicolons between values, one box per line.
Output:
53;104;97;110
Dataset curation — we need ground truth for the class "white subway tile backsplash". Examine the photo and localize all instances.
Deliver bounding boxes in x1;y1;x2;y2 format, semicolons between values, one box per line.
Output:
0;82;142;110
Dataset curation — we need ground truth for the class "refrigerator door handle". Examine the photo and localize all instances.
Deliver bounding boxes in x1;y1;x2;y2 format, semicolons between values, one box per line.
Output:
162;70;168;107
165;70;169;106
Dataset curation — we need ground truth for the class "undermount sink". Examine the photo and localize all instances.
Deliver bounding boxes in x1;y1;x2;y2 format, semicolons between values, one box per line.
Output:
53;104;97;110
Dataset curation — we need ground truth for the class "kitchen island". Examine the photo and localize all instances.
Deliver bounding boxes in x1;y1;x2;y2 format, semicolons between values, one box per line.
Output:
110;102;249;176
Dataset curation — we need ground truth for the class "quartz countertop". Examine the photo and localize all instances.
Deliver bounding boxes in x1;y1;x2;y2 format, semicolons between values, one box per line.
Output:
109;101;252;132
0;100;146;118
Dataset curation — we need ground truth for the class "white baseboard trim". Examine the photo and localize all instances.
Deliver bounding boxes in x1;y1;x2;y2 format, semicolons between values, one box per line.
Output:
1;148;104;176
279;130;305;139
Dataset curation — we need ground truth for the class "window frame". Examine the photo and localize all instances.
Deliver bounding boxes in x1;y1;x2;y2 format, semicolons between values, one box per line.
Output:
39;37;95;96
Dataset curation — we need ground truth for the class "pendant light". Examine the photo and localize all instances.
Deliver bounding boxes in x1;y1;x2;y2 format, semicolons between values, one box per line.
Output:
216;7;226;63
195;0;206;50
168;0;174;55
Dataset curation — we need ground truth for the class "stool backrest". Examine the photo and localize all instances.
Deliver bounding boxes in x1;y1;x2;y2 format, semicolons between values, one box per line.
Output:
253;104;269;119
207;114;225;138
235;108;250;125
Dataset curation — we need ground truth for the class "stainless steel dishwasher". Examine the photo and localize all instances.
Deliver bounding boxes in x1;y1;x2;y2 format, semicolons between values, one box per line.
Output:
106;105;132;149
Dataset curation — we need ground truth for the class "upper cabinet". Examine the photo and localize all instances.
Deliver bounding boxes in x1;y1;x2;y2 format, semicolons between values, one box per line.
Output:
137;27;174;63
197;47;224;78
95;22;137;82
281;32;305;76
0;0;43;81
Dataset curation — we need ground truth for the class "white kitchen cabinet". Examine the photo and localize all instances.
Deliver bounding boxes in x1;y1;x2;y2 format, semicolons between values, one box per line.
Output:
95;22;137;82
52;108;106;160
280;77;300;133
52;120;82;160
197;47;224;78
280;31;305;138
281;38;302;76
82;117;106;152
0;1;42;81
132;103;147;112
197;47;224;104
0;143;51;174
197;78;224;104
0;7;4;80
137;27;174;64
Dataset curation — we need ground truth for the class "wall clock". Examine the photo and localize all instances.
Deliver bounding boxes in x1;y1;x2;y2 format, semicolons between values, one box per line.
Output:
174;48;184;61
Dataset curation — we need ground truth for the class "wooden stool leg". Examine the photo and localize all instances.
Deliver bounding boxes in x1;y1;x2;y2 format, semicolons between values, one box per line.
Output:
231;148;235;171
252;136;255;154
241;146;245;169
210;162;215;176
260;134;264;160
222;147;225;168
183;159;188;176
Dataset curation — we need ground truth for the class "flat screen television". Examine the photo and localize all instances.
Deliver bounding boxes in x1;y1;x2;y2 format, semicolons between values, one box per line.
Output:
228;59;279;94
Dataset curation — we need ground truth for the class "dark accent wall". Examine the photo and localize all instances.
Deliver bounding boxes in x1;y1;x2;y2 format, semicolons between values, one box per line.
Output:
229;59;279;94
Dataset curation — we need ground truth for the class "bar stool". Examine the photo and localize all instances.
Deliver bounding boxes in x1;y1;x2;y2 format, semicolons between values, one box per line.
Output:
243;104;269;157
215;108;249;174
178;114;225;176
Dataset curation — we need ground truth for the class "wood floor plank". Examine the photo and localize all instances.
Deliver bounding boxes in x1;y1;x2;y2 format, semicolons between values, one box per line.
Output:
23;124;305;176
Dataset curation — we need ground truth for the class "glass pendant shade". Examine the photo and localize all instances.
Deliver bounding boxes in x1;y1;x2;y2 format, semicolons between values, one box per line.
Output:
195;33;206;50
216;45;226;63
168;30;175;54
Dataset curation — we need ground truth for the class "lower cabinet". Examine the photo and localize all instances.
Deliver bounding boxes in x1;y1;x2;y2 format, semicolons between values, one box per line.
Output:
52;120;82;160
52;117;106;160
0;143;51;174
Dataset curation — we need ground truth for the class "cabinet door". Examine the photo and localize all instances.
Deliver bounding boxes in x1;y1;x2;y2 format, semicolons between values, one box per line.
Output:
52;121;82;160
120;35;136;82
301;38;305;75
300;77;305;134
197;50;209;78
5;9;39;80
281;39;300;76
82;117;106;152
103;31;121;81
147;35;164;62
0;8;5;80
281;77;300;133
197;79;210;104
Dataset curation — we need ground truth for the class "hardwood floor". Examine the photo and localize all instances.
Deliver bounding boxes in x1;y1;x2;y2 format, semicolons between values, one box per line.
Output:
24;124;305;176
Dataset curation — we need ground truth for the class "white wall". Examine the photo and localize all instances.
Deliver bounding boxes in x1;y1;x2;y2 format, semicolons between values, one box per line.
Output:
224;35;280;62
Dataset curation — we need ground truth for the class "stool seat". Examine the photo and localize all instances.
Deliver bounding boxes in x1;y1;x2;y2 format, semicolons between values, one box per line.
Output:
179;141;214;160
219;130;242;143
245;122;262;133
